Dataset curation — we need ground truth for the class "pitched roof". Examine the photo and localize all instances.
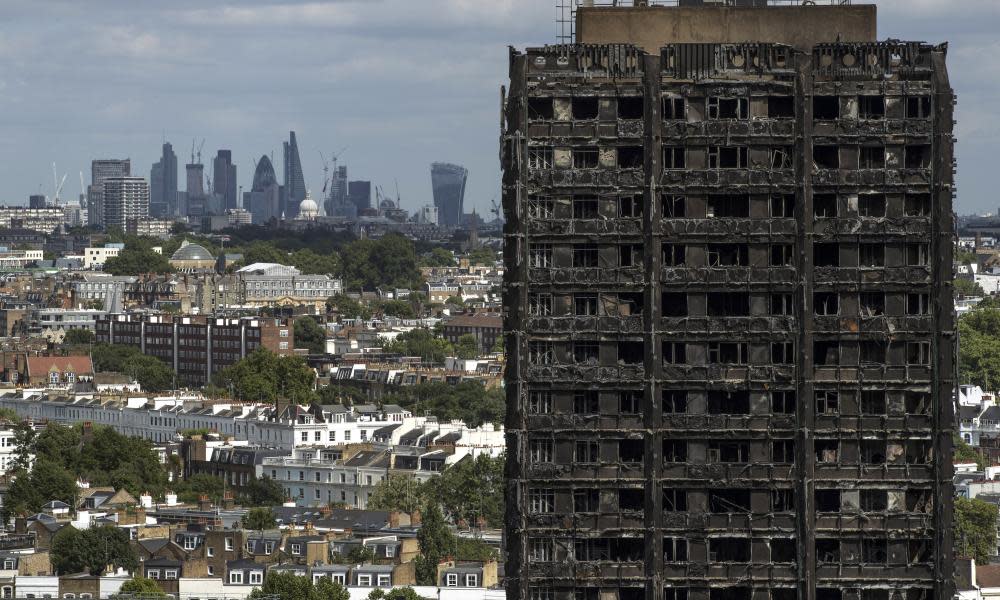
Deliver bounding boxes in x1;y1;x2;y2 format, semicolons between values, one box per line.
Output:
979;563;1000;588
444;314;502;329
26;356;94;376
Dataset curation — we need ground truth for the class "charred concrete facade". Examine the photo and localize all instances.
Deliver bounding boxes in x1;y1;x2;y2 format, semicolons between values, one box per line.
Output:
501;17;955;600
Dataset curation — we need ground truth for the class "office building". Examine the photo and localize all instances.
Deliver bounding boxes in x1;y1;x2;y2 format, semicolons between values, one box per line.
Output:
150;143;178;217
349;180;372;212
327;165;348;217
213;150;238;211
283;131;306;219
88;159;131;227
501;3;954;600
431;162;468;227
101;177;149;230
28;195;46;209
244;155;282;225
186;162;206;217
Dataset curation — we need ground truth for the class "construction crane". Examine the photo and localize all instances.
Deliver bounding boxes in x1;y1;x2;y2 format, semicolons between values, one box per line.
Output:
79;172;86;203
197;139;205;165
191;138;206;164
51;163;68;206
318;150;329;194
489;193;502;222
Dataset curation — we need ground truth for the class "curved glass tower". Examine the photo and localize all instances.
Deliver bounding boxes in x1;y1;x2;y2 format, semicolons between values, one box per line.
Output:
431;162;468;227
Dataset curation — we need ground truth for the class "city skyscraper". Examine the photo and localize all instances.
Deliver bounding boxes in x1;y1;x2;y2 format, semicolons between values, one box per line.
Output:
502;4;954;600
213;149;238;211
244;155;282;225
185;161;206;217
348;180;372;212
326;165;348;217
101;176;148;230
150;142;177;218
283;131;306;219
431;162;468;227
88;159;130;227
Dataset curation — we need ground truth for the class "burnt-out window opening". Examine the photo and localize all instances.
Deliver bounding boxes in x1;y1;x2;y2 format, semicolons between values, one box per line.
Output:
861;440;887;464
707;244;749;266
772;488;795;512
574;489;599;512
905;145;932;169
663;440;687;463
575;538;644;562
708;440;750;463
527;147;553;169
860;243;886;267
815;439;840;463
906;96;932;119
619;390;643;413
664;146;686;169
771;538;797;562
619;589;645;600
575;293;598;316
663;194;686;217
814;95;840;120
772;342;794;364
861;489;888;511
529;488;555;513
708;342;748;364
860;146;886;169
529;244;552;268
861;338;885;362
858;95;886;119
618;488;644;511
619;244;642;267
528;341;553;365
907;341;931;365
771;391;796;414
905;193;931;216
860;291;885;316
528;195;554;219
771;146;794;169
814;145;840;169
710;538;750;562
529;293;552;316
572;97;599;120
573;244;599;268
618;146;644;168
909;540;934;564
528;390;552;414
573;148;599;169
861;591;889;600
814;243;840;267
662;244;686;266
771;244;794;266
530;439;554;463
861;390;887;414
532;589;555;600
709;489;751;513
573;341;599;364
768;96;795;118
573;195;599;219
816;541;841;564
772;590;797;600
709;146;749;169
708;194;750;217
663;537;688;562
907;293;931;315
862;538;889;564
772;439;795;463
619;439;644;463
528;97;554;120
906;392;930;415
707;292;750;316
574;390;599;414
662;488;688;512
663;97;686;120
771;194;795;217
814;193;838;217
816;589;842;600
529;537;553;562
708;96;749;120
618;96;644;119
618;194;643;218
707;390;750;414
815;292;839;315
771;293;794;316
906;440;931;464
575;440;599;463
815;489;841;512
814;341;840;366
662;292;688;317
906;243;930;266
618;342;644;365
859;193;886;217
613;292;643;316
663;342;687;364
710;588;751;600
663;390;688;414
816;391;840;415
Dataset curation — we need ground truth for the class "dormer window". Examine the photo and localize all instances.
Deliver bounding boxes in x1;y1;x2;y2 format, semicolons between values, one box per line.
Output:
2;559;14;570
230;571;243;584
48;371;59;385
446;574;458;587
249;571;262;584
291;543;302;554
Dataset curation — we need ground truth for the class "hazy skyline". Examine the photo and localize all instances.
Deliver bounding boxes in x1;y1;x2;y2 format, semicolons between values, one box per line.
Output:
0;0;995;214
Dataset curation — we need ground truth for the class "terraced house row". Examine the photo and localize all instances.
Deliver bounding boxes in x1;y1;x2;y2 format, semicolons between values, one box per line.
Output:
501;3;954;600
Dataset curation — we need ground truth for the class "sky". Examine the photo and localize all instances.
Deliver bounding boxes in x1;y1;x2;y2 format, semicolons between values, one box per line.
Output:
0;0;995;215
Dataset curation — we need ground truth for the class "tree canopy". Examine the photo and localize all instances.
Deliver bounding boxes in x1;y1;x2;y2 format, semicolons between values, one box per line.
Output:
102;236;173;276
956;496;998;564
383;329;453;364
955;278;985;298
428;454;504;529
455;334;480;359
414;502;455;585
959;307;1000;390
326;294;371;320
421;247;455;267
366;475;426;515
214;348;315;403
247;571;349;600
63;329;95;346
240;476;287;507
294;316;328;354
382;381;504;428
340;234;423;290
243;507;277;530
112;577;168;598
52;525;138;576
91;343;174;392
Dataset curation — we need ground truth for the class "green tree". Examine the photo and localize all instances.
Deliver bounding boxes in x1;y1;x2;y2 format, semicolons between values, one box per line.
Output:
326;294;372;320
112;577;168;598
215;349;316;403
240;476;287;507
422;247;455;267
455;334;480;359
955;278;985;298
5;459;78;515
383;329;454;364
366;475;427;514
316;385;367;407
455;536;499;562
63;329;95;345
247;571;349;600
367;588;428;600
290;248;341;276
294;316;328;354
381;381;504;428
103;242;173;276
91;344;174;392
428;454;504;528
175;474;226;504
465;247;497;266
955;436;987;470
341;235;423;290
414;502;455;585
959;308;1000;390
52;525;137;576
490;335;504;354
243;507;277;530
378;300;415;319
956;496;999;564
239;241;290;266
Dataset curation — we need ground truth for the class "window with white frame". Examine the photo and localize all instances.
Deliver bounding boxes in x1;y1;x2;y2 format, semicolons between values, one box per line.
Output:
230;571;243;584
332;574;346;584
225;538;234;551
207;546;214;557
263;542;274;554
291;543;302;554
207;566;214;576
183;536;197;550
358;574;372;586
446;574;458;587
385;545;395;558
377;574;391;587
249;571;262;585
148;569;160;580
466;574;479;587
165;570;178;579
